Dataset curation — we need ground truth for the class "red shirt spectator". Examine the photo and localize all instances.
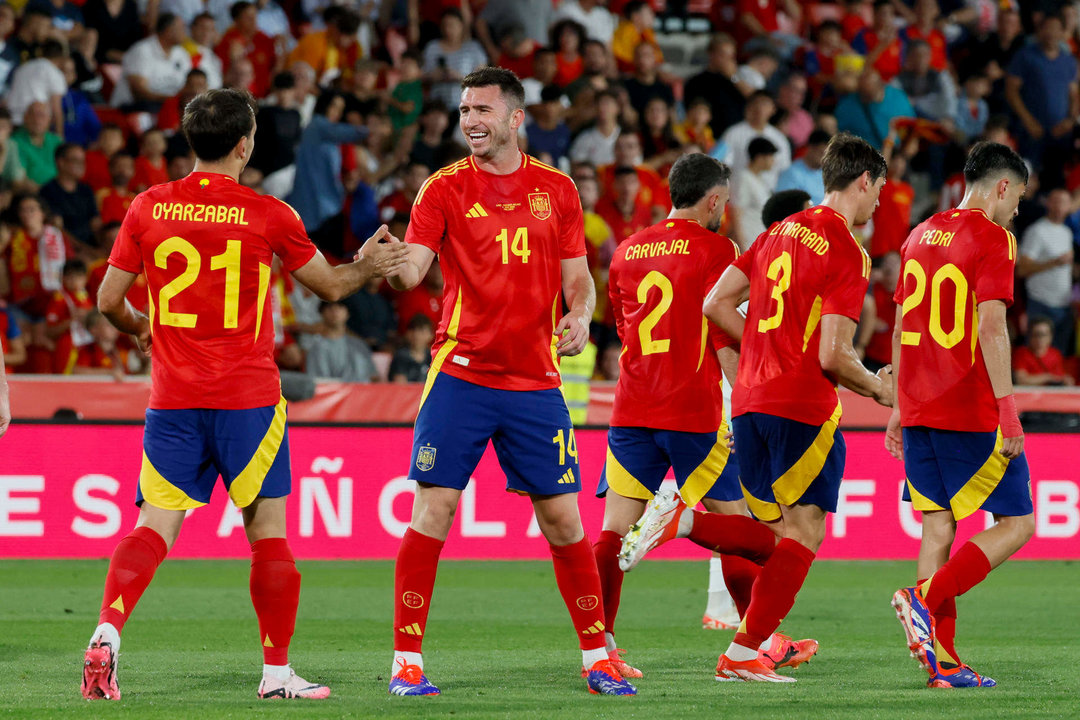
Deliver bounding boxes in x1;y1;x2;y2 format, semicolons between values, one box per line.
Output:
869;168;913;258
394;284;442;335
595;196;652;245
853;3;903;81
864;280;898;366
217;3;277;98
1013;345;1069;383
902;24;948;72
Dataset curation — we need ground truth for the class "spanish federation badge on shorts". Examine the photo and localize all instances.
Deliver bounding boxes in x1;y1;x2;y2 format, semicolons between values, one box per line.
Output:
416;444;437;472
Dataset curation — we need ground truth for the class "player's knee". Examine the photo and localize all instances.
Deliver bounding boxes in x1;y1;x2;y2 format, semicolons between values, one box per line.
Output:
1001;513;1035;545
782;522;825;553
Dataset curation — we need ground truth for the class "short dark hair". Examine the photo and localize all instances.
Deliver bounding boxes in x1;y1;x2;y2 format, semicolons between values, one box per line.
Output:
668;153;731;209
748;137;779;160
963;141;1028;186
1028;315;1054;334
63;258;87;276
181;88;257;162
406;313;434;332
42;39;65;59
54;142;82;162
613;165;637;179
271;70;295;90
762;189;811;227
807;129;831;146
331;7;361;35
155;12;178;34
461;66;525;111
186;67;208;82
821;132;887;192
229;0;253;20
313;89;344;117
747;89;774;105
420;98;448;115
623;0;647;18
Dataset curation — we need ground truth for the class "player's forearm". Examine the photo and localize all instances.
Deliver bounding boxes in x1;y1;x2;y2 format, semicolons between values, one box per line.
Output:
563;271;596;320
825;345;885;398
387;260;423;291
978;310;1015;400
890;310;902;409
703;299;745;343
716;346;739;385
102;299;149;338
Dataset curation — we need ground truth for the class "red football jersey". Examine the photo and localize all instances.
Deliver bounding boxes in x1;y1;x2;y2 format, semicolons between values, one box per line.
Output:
108;172;317;409
894;208;1015;432
405;153;586;391
609;218;739;432
733;205;871;425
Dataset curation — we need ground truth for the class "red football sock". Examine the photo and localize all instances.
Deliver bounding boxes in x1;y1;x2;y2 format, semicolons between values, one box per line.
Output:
720;554;760;618
921;542;991;614
688;511;776;565
593;530;624;635
393;528;444;653
98;526;168;633
250;538;301;665
733;538;815;650
920;575;960;664
550;537;607;649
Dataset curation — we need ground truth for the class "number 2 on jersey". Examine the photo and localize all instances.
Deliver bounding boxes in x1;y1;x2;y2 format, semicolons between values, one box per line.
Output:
757;251;792;333
495;227;531;264
900;259;970;349
636;270;673;355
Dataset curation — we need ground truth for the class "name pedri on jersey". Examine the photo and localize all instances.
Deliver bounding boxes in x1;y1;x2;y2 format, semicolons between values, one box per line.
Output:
405;153;586;391
732;205;871;426
108;172;317;410
608;218;739;432
895;208;1016;432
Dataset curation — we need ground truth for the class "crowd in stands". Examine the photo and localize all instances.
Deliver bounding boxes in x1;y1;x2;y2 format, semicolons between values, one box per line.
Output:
1;0;1079;386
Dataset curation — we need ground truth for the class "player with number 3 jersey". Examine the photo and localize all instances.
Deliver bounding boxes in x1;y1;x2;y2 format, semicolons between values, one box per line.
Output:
887;142;1034;690
81;88;409;702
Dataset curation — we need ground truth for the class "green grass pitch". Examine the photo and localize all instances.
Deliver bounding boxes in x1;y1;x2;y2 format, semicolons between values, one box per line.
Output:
1;559;1077;719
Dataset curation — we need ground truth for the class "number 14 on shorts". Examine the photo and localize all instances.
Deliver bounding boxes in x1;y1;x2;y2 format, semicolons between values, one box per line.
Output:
553;428;578;484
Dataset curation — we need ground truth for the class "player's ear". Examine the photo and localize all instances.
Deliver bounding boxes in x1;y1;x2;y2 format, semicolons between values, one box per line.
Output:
997;177;1009;200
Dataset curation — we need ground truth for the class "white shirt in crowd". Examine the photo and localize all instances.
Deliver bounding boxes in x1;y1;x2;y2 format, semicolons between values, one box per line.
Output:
1021;217;1074;308
5;58;66;124
552;0;616;45
569;126;620;167
732;169;773;249
112;36;193;107
720;121;791;189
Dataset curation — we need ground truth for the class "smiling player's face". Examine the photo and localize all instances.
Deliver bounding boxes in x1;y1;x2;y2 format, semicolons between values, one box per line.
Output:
459;86;520;162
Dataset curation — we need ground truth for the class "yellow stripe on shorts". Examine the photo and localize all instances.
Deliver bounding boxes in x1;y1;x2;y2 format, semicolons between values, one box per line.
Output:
228;396;288;509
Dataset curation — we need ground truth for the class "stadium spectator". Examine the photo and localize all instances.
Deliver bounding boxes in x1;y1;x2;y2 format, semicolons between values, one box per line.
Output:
801;19;855;105
342;59;383;124
550;19;586;88
186;12;225;90
0;4;18;96
287;90;368;257
640;97;680;176
475;0;553;58
421;9;487;109
894;39;956;124
736;0;801;48
563;39;614;105
623;42;673;121
44;258;93;372
81;0;141;65
1018;187;1076;354
595;165;651;244
11;7;52;63
5;39;67;134
157;69;210;135
1014;315;1075;386
132;130;169;191
597;132;668;218
216;1;276;98
853;0;903;82
675;98;716;154
60;57;100;147
11;102;63;185
304;300;379;382
720;91;791;188
732;136;779;249
954;72;990;144
835;69;914;149
379;166;428;225
862;251;900;370
575;173;615;325
251;71;302;198
0;296;27;369
900;0;947;72
869;152;913;258
67;307;132;378
776;129;828;205
684;34;745;139
39;143;99;249
492;25;538;80
4;194;68;318
964;8;1023;116
0;109;27;187
776;73;813;149
82;124;123;191
288;6;362;86
611;1;660;73
344;275;396;349
553;0;615;46
1005;12;1079;183
734;47;780;94
522;46;558;106
409;100;451;172
95;153;134;226
526;85;571;167
111;13;192;111
389;313;435;382
568;89;620;166
388;49;423;134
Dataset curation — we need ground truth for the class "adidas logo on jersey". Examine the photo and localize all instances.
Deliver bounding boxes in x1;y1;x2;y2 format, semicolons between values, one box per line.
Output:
465;203;489;218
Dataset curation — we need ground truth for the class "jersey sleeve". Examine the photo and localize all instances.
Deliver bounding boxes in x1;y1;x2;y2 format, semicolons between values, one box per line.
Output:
706;238;739;350
267;198;318;272
731;238;757;277
108;193;145;274
608;257;627;343
558;180;587;260
973;226;1016;306
822;232;870;321
405;175;447;254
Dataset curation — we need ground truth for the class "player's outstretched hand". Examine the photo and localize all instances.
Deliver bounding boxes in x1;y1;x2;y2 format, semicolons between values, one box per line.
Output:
884;409;903;461
873;365;894;407
356;224;410;278
554;311;589;356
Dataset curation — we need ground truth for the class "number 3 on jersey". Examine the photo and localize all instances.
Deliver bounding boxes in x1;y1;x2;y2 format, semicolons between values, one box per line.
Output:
495;227;531;264
758;251;791;333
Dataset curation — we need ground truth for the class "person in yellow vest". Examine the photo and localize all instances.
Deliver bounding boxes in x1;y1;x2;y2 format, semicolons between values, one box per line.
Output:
560;339;597;426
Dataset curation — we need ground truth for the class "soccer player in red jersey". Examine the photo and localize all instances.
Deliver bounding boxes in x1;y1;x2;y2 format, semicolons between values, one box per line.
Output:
79;88;409;701
384;67;634;697
887;142;1033;689
592;153;818;679
703;133;894;682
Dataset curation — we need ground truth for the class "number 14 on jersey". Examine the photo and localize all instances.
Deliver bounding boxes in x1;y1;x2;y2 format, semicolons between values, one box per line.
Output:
495;227;531;264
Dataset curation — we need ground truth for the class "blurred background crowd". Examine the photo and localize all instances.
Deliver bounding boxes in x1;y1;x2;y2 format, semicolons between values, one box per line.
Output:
0;0;1078;389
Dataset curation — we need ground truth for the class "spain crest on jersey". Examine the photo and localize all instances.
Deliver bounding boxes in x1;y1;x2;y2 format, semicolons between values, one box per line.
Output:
416;444;437;472
529;192;552;220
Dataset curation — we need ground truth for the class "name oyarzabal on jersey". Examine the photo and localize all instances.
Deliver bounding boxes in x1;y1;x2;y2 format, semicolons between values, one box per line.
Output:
108;172;317;410
405;153;587;391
